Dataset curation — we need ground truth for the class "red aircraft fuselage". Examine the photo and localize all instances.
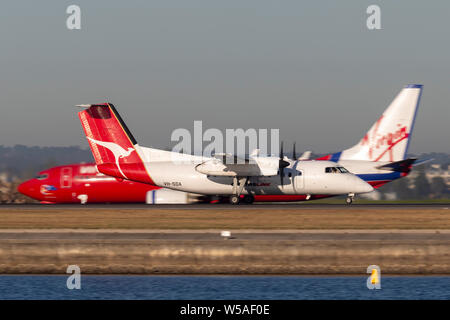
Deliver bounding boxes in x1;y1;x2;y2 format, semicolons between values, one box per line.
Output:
18;163;159;203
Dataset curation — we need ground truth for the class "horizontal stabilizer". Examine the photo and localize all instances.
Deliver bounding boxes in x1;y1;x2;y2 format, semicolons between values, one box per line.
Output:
376;158;417;172
412;158;434;166
76;104;109;108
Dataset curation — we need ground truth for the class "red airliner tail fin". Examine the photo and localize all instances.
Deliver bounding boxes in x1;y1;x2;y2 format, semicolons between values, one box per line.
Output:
78;103;154;184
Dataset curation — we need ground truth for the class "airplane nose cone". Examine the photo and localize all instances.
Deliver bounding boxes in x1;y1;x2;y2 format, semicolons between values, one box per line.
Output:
356;178;374;194
17;181;28;195
17;180;37;198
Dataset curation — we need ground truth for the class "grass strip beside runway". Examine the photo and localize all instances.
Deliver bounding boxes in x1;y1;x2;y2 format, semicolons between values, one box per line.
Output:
0;207;449;229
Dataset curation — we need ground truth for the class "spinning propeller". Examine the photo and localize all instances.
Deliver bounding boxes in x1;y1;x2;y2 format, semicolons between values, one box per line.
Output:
279;142;290;187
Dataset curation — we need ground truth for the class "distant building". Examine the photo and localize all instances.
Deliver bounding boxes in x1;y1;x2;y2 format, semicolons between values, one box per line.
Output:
406;164;450;186
0;172;9;184
426;164;450;186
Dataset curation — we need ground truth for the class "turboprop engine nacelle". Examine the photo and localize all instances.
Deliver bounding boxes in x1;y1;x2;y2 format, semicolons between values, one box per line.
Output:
195;156;280;177
146;189;204;204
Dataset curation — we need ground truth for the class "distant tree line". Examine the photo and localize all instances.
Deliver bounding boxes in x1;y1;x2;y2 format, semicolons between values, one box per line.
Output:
0;145;93;180
379;166;449;200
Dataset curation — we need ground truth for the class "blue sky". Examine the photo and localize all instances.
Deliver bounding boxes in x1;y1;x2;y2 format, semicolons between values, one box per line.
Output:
0;1;448;154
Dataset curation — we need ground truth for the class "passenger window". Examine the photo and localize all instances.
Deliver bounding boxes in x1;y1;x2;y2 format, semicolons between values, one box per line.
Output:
325;167;332;173
76;176;91;180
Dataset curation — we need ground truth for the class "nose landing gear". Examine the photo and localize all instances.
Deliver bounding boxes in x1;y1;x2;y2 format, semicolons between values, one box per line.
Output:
77;194;88;205
346;193;355;205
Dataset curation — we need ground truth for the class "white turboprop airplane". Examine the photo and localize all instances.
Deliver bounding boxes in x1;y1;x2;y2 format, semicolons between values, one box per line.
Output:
76;105;373;204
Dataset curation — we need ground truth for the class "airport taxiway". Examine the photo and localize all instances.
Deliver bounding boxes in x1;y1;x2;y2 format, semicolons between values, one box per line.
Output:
1;229;450;241
1;228;449;275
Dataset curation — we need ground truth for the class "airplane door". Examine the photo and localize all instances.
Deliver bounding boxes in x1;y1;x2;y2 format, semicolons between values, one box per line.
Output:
60;167;72;188
293;170;304;193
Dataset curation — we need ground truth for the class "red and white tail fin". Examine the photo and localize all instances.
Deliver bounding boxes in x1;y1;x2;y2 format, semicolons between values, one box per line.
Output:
318;85;423;162
78;103;154;184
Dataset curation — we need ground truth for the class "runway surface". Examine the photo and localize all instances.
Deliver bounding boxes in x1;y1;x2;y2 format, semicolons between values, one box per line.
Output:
1;203;449;210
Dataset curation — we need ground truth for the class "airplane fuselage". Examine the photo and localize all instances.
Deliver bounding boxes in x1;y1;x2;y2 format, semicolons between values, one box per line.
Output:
143;159;373;196
17;164;157;203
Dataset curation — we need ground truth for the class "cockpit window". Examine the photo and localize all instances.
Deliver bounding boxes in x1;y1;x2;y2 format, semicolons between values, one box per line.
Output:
325;167;349;174
35;173;49;180
337;167;349;173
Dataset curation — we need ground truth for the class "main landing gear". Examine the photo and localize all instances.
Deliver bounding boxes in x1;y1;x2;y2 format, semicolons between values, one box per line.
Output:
229;176;254;205
242;194;255;204
346;193;355;205
229;194;255;205
229;195;240;205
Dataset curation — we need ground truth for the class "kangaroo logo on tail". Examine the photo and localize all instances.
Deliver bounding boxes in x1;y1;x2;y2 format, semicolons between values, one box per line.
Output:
87;137;135;179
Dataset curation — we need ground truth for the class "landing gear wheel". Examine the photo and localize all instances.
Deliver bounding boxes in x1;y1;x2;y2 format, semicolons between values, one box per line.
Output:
345;197;353;205
229;195;240;205
242;195;254;204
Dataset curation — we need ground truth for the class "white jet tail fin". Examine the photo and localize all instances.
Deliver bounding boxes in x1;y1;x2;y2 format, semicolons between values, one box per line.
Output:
319;85;423;162
298;151;312;160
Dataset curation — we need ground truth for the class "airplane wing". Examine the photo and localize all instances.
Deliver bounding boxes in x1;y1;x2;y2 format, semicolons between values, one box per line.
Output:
197;154;282;177
212;153;250;164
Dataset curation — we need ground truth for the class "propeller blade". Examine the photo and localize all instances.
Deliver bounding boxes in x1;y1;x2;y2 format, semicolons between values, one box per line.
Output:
280;141;284;159
278;141;289;168
279;141;288;187
279;159;290;168
293;142;297;160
